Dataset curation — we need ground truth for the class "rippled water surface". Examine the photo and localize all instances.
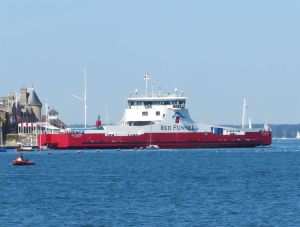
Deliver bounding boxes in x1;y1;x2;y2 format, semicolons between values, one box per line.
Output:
1;140;300;226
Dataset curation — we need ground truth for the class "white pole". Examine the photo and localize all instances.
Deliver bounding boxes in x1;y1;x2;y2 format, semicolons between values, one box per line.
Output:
248;117;252;129
83;69;87;128
144;74;151;97
145;74;148;97
45;99;48;133
242;97;246;129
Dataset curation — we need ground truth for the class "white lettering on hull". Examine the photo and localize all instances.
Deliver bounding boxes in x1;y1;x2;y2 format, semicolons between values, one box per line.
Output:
161;125;197;131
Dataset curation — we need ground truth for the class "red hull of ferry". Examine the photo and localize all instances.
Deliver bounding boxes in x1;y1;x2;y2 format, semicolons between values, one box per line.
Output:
39;131;272;149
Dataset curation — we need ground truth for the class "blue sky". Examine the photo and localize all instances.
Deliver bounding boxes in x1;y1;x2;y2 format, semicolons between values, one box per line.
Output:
0;0;299;125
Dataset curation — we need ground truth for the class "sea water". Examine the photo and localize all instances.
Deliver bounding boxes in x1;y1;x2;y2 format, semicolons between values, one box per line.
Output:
1;140;300;226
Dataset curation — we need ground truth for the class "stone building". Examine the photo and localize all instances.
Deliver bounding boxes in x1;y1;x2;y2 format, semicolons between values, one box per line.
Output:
18;88;42;122
0;88;42;134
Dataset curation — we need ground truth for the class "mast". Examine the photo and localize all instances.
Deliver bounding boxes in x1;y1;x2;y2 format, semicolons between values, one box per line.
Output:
70;69;88;128
242;97;248;129
84;68;87;128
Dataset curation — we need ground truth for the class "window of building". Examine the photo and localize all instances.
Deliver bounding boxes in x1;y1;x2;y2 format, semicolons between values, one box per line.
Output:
156;111;160;116
142;111;148;116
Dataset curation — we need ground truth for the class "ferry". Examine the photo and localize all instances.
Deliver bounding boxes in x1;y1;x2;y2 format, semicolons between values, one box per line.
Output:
38;78;272;149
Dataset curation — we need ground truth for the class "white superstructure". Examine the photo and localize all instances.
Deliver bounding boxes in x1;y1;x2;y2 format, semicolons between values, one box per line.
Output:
122;93;186;126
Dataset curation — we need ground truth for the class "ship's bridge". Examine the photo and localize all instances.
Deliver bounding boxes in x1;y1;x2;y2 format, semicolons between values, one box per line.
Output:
122;93;187;126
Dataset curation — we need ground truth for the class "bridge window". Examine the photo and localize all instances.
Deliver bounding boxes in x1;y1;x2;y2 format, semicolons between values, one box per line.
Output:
144;101;152;109
128;121;152;126
142;111;148;116
131;101;143;106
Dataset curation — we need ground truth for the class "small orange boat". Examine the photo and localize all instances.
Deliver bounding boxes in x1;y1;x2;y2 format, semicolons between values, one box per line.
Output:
12;155;35;166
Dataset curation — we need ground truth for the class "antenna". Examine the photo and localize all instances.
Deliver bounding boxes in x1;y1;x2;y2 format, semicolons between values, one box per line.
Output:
144;74;150;97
